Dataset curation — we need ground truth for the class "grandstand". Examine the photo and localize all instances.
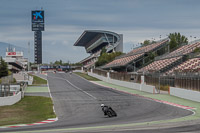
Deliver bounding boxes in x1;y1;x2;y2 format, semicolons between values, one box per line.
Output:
102;39;169;71
74;30;123;69
79;51;101;69
158;41;200;60
86;38;200;92
138;56;182;73
166;57;200;75
138;41;200;74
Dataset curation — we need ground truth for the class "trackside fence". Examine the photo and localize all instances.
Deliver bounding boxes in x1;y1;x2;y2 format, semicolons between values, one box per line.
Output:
175;73;200;91
89;69;200;92
93;69;107;77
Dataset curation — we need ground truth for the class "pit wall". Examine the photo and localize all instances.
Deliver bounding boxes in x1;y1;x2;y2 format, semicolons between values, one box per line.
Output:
0;92;22;106
88;71;158;94
170;87;200;102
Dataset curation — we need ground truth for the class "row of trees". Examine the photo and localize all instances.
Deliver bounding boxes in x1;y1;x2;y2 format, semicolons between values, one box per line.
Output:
141;40;156;46
0;57;9;78
50;60;82;66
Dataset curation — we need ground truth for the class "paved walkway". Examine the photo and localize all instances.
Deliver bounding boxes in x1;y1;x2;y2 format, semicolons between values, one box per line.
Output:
92;81;200;123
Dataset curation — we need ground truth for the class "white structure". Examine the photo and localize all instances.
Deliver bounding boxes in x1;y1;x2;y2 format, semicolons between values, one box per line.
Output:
0;92;22;106
4;47;28;72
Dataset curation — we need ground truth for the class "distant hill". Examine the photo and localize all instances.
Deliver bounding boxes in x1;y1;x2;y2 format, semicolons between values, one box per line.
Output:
0;42;33;61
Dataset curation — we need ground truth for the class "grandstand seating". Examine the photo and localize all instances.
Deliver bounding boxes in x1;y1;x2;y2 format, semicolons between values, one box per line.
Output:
167;57;200;74
81;50;101;68
137;41;200;73
84;61;96;68
103;39;169;69
138;57;182;73
105;53;143;68
127;39;168;56
160;42;200;59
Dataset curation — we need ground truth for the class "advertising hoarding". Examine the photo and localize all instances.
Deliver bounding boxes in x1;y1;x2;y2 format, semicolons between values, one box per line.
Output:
32;10;44;23
6;52;23;57
32;10;45;31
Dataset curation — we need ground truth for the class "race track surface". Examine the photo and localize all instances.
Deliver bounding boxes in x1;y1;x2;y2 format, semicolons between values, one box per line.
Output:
0;72;193;133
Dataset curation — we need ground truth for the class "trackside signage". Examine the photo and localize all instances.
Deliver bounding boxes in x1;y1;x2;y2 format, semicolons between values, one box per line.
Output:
6;52;23;57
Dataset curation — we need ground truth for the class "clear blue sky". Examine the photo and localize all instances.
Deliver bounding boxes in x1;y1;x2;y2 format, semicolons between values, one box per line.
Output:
0;0;200;63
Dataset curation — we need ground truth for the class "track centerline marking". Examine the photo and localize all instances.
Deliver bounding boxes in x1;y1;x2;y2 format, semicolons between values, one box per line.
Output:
48;75;97;100
65;79;97;99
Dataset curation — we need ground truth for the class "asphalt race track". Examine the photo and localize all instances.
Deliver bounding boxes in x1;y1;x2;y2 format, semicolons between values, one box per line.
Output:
0;72;195;133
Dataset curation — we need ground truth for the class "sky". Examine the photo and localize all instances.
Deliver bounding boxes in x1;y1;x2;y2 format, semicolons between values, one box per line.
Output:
0;0;200;63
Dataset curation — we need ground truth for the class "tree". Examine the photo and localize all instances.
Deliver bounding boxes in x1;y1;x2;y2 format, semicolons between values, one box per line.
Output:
54;60;63;65
59;60;62;65
168;32;188;50
0;57;8;78
95;51;122;67
100;47;107;55
193;47;200;53
141;40;151;46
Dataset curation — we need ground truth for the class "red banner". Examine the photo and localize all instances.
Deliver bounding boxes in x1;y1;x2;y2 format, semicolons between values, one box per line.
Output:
7;52;16;55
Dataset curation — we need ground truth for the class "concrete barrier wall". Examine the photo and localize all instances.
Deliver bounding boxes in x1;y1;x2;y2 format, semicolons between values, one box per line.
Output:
170;87;200;102
88;72;157;94
91;73;105;81
0;92;22;106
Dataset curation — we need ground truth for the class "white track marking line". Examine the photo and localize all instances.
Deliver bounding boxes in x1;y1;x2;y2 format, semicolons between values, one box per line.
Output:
65;80;97;100
46;75;57;114
48;75;97;100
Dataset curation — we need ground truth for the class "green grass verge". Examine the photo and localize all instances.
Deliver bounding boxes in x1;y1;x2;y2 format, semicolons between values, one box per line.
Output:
74;72;100;81
0;96;56;126
31;74;47;85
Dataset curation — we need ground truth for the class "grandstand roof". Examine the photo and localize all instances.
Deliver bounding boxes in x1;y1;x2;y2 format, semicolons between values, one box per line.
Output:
74;30;122;54
74;30;120;47
74;30;123;69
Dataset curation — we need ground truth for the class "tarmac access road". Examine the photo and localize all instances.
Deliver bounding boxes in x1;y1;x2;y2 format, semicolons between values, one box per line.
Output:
0;72;195;133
